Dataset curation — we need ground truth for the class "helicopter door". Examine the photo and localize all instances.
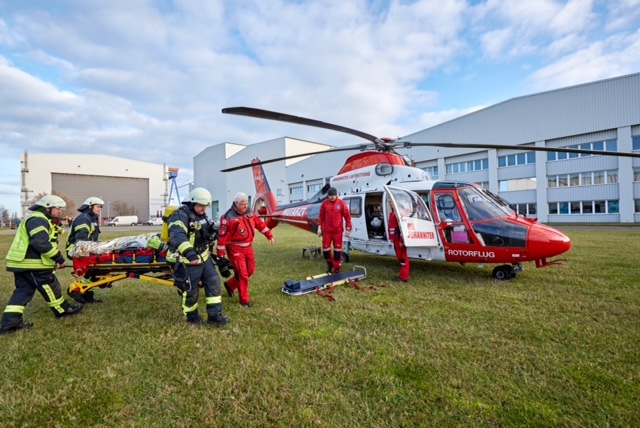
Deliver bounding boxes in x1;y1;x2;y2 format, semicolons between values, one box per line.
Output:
384;185;439;247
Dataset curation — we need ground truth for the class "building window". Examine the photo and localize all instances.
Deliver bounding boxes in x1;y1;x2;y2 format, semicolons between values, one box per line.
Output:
569;173;579;186
634;168;640;182
570;201;581;214
446;158;488;174
550;200;620;215
635;199;640;213
547;139;618;161
633;136;640;151
290;186;303;195
498;152;535;168
516;203;537;216
422;166;438;179
548;170;618;188
593;171;605;185
276;189;283;197
307;183;322;193
498;177;537;192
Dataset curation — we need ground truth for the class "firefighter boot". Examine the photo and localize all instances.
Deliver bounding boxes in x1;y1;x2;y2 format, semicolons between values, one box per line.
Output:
186;311;205;325
55;301;84;318
323;251;333;274
207;303;229;326
333;250;342;274
0;321;34;335
0;312;34;335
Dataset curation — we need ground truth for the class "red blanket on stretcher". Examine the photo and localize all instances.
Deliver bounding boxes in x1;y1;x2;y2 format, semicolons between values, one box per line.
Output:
72;248;168;277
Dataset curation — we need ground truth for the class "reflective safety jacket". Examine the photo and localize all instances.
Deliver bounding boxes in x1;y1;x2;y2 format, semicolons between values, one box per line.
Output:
318;197;352;234
5;211;66;272
66;210;101;257
217;204;273;257
167;204;216;263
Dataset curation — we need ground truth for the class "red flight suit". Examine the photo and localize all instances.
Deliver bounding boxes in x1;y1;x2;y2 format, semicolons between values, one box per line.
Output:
388;210;409;282
217;205;273;305
318;197;352;272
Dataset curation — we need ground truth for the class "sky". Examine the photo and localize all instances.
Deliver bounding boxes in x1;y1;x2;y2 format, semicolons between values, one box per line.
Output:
1;0;639;215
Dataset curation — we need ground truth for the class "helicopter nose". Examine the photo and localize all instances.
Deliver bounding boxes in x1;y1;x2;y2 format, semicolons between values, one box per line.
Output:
527;224;572;259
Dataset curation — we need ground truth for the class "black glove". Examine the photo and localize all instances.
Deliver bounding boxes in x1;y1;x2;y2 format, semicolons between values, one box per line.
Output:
212;255;233;278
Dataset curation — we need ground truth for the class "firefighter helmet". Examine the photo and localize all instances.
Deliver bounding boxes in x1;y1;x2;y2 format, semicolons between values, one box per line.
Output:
31;194;66;210
77;196;104;212
82;197;104;206
184;187;212;206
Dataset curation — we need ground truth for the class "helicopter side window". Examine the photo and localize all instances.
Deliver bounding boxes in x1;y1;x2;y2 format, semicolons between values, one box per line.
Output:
435;193;470;243
436;194;461;222
343;197;362;217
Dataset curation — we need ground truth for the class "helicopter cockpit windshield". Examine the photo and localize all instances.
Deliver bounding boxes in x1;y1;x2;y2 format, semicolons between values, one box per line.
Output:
459;186;513;221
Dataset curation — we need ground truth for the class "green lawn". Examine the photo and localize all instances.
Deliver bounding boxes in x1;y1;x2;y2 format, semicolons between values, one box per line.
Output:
0;225;638;427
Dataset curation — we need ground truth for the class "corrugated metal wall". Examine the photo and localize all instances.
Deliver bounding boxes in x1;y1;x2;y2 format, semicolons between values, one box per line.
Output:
51;173;149;220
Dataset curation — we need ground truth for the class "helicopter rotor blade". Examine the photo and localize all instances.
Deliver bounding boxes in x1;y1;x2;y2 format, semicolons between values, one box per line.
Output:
222;107;382;144
221;145;368;172
401;142;640;159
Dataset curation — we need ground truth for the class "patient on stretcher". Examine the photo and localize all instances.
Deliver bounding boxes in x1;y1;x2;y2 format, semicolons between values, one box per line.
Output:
68;233;168;277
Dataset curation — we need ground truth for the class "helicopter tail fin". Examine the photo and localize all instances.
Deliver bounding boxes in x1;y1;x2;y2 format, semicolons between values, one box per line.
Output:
251;158;279;229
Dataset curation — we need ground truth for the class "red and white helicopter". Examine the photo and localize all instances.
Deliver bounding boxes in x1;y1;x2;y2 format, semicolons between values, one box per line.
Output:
221;107;640;280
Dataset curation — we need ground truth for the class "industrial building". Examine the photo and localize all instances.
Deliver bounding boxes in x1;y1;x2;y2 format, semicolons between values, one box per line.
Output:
200;72;640;224
20;152;168;223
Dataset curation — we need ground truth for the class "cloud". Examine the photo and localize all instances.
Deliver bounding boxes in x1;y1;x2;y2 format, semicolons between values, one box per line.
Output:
527;28;640;90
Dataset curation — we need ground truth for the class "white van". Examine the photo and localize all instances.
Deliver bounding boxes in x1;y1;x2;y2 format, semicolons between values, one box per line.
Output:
106;215;139;226
144;217;164;226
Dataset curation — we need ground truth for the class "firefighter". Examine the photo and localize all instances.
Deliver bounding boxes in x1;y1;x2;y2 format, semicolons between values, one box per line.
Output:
317;187;352;274
388;205;410;282
217;192;275;307
66;196;104;257
65;196;104;302
0;195;84;335
167;187;229;325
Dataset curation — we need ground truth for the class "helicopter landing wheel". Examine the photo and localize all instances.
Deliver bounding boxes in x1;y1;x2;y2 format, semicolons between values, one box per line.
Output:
492;265;515;280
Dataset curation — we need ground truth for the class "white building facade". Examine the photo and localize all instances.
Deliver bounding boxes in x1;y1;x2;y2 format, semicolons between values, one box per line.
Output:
21;152;167;222
198;73;640;224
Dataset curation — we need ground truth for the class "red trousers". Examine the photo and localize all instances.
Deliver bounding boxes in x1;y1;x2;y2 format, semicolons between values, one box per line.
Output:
322;231;344;271
393;241;410;281
225;245;256;305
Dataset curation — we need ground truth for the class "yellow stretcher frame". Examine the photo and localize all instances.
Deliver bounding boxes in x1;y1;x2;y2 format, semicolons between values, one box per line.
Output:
67;261;176;303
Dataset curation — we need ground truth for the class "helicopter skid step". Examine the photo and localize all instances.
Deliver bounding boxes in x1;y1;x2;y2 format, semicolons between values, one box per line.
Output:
282;266;367;296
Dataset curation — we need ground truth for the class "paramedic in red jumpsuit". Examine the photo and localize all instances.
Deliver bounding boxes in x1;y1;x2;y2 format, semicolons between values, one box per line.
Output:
317;187;352;274
217;192;275;307
388;207;409;282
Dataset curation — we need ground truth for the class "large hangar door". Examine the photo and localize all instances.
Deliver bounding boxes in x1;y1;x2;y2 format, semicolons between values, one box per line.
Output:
52;173;150;221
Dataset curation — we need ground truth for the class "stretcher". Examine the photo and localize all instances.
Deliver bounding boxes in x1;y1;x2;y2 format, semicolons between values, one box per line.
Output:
66;234;177;303
282;265;367;296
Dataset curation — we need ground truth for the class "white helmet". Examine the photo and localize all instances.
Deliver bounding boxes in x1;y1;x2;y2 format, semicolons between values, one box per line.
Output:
184;187;212;206
83;197;104;206
32;194;66;210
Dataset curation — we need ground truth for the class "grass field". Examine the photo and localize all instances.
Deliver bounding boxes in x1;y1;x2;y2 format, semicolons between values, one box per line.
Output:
0;225;638;427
